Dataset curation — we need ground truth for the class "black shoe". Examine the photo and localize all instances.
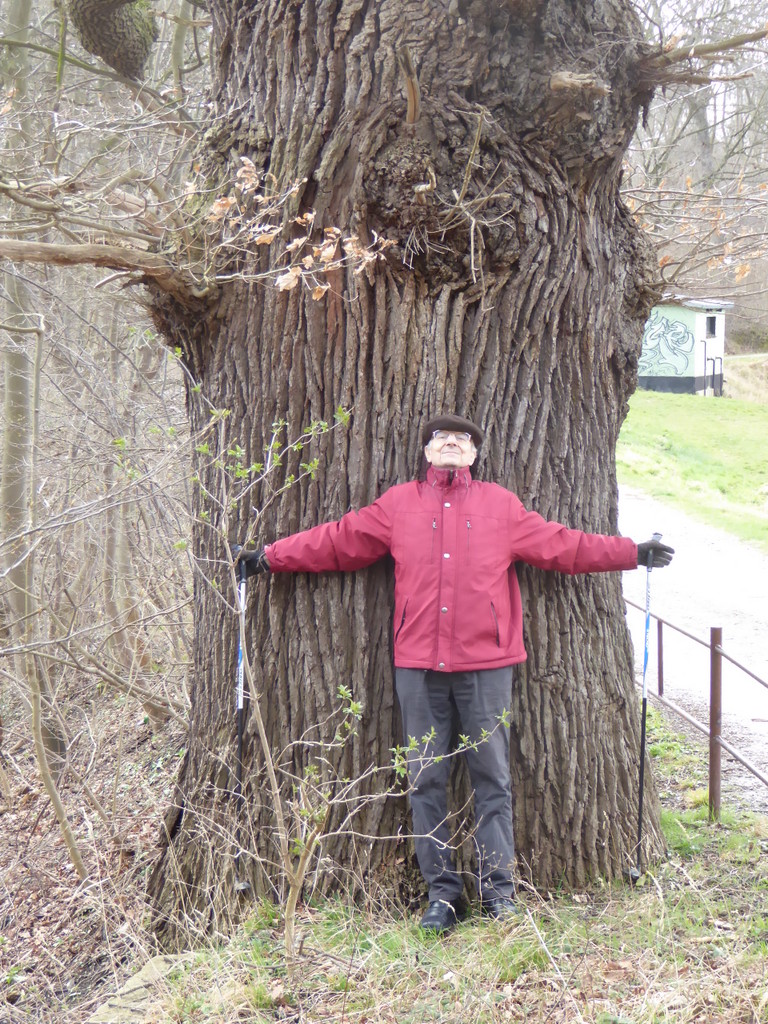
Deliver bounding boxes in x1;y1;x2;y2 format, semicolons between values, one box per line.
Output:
419;898;465;934
481;896;521;922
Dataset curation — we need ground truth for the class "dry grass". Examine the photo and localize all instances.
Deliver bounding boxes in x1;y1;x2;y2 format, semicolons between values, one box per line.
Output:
96;843;768;1024
4;683;768;1024
0;682;185;1023
76;711;768;1024
723;354;768;405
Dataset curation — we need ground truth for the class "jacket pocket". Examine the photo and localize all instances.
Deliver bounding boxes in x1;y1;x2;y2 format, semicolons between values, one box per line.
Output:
490;601;500;647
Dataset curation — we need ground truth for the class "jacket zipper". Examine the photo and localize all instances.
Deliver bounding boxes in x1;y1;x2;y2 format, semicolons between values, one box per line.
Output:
431;517;437;560
433;509;443;667
490;601;500;647
466;518;471;555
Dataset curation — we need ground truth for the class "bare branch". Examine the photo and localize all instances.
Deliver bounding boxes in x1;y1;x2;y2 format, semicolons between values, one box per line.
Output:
0;34;196;135
652;27;768;69
0;33;127;81
637;26;768;86
0;238;214;301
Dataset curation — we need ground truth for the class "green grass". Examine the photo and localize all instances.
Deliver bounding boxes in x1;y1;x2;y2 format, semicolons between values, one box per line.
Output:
90;713;768;1024
617;390;768;551
140;851;768;1023
77;702;768;1024
138;750;768;1024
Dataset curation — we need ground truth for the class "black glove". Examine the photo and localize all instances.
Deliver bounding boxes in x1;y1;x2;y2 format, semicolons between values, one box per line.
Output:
232;544;271;578
636;539;674;568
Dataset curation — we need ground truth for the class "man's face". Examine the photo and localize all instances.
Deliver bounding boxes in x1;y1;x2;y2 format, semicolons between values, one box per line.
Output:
424;430;477;470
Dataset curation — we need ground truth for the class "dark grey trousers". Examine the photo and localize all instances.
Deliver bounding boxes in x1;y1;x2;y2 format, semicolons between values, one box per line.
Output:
394;667;516;903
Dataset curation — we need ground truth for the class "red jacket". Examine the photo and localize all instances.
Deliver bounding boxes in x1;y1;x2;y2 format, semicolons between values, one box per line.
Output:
265;466;637;672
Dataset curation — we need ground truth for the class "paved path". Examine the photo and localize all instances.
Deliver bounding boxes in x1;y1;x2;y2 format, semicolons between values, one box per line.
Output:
619;487;768;812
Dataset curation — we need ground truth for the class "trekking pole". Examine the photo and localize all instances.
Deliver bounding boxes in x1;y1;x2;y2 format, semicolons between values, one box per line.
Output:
233;556;251;894
633;531;662;881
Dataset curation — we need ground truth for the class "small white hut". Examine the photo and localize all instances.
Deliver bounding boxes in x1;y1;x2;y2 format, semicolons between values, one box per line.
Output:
638;298;732;396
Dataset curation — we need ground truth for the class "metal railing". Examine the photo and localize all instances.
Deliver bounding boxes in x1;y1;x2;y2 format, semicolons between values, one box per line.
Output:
625;598;768;820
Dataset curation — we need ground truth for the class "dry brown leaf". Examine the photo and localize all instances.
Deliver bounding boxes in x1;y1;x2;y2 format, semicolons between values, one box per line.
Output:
251;221;280;243
270;980;290;1007
712;918;735;930
343;237;363;256
236;157;259;190
318;241;338;263
603;959;634;983
275;267;301;291
208;196;236;221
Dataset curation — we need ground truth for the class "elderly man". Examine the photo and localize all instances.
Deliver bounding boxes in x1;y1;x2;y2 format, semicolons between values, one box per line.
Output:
236;414;673;933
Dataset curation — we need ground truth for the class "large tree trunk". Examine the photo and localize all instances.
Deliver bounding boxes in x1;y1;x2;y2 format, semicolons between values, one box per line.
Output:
148;0;664;943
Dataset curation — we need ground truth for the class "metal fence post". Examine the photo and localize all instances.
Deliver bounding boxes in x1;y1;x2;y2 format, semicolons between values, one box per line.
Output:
709;626;722;821
657;619;664;697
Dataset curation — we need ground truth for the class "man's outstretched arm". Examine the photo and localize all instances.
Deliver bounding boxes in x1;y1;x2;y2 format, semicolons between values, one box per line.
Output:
232;496;394;578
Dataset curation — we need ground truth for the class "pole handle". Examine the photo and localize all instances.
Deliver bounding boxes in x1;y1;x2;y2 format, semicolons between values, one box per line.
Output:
647;531;662;571
236;555;247;711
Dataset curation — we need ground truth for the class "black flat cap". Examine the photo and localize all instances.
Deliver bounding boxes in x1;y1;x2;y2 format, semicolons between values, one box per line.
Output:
422;414;484;448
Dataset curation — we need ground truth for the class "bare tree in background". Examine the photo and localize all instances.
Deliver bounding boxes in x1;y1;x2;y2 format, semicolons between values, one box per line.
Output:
0;0;206;885
626;0;768;338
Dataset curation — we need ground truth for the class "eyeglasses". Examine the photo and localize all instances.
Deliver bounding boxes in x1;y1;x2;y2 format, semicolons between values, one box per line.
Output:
431;430;472;443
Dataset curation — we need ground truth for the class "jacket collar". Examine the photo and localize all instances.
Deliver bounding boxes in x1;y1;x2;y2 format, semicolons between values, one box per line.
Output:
426;466;473;491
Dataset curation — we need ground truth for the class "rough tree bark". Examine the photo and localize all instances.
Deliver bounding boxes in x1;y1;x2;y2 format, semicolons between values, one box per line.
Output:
147;0;665;942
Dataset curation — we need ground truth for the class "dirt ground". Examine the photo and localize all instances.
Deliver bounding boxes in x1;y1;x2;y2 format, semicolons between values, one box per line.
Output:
0;703;186;1023
1;490;766;1022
